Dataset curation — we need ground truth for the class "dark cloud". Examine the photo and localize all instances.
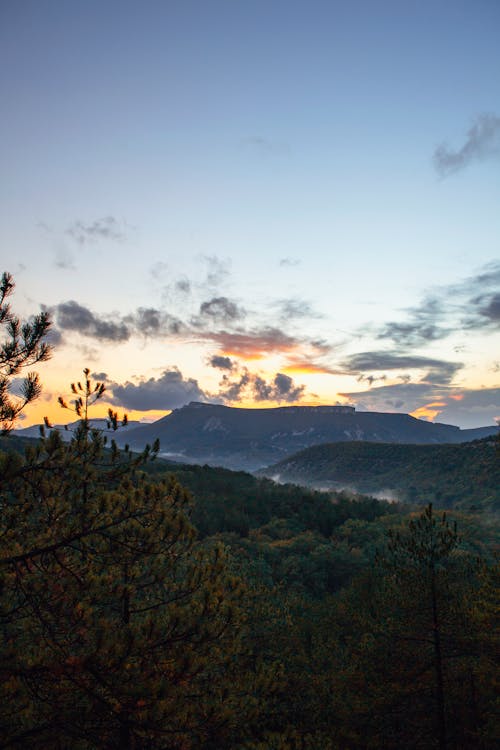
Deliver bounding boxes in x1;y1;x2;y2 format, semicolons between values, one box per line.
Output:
54;302;186;342
218;368;305;404
67;216;128;244
209;355;234;370
109;369;208;411
198;296;245;323
56;301;130;342
200;327;299;359
127;307;185;336
376;298;449;347
273;372;304;401
91;372;109;382
357;373;387;386
469;292;500;326
342;352;462;384
374;262;500;346
434;114;500;177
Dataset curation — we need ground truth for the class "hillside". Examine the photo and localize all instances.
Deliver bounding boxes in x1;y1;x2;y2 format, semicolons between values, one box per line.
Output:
261;437;500;510
108;401;497;471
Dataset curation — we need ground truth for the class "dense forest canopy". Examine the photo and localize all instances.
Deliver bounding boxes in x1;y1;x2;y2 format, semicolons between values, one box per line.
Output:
0;275;498;748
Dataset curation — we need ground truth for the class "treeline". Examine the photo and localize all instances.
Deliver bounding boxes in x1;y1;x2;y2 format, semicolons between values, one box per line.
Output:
1;420;498;748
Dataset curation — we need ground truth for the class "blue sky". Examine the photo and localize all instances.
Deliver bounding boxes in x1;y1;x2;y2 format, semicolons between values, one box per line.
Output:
1;0;499;428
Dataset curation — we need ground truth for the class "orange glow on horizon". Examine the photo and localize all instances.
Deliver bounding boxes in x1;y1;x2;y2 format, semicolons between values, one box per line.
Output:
410;401;447;422
282;362;337;375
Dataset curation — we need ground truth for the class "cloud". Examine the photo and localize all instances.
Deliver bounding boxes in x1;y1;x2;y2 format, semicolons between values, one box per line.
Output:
374;262;500;346
376;298;449;347
109;368;209;411
175;278;191;294
199;327;332;362
54;248;76;270
67;216;128;244
200;327;302;359
54;302;186;342
56;301;130;342
275;298;322;320
279;257;300;267
468;292;500;327
197;296;246;324
126;307;186;336
242;136;291;156
209;355;234;370
201;255;230;289
433;113;500;177
218;368;305;404
339;382;500;428
341;352;462;384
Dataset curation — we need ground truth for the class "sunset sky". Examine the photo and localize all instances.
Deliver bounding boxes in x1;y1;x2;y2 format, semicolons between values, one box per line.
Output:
1;0;499;429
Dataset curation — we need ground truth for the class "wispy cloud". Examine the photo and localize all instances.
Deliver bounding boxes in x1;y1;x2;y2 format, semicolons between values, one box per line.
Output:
374;262;500;346
341;352;463;385
242;136;291;157
275;297;322;321
66;216;129;244
433;113;500;177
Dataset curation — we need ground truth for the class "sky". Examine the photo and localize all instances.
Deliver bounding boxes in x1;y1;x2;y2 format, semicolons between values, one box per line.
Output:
1;0;499;429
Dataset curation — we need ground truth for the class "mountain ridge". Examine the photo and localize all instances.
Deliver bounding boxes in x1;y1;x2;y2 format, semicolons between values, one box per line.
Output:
102;402;498;471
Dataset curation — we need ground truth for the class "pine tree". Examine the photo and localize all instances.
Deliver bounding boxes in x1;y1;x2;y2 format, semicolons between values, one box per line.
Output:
334;505;498;749
0;271;51;433
0;373;256;748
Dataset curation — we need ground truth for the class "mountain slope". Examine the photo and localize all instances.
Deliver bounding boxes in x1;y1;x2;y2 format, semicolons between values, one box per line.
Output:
260;437;500;510
115;402;498;471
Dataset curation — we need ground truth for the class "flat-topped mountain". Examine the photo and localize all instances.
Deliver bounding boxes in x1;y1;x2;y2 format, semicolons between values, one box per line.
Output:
111;402;497;471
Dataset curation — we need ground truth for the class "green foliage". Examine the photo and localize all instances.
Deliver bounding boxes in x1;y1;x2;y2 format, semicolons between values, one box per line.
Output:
265;438;500;511
0;379;263;749
332;505;499;749
0;271;52;432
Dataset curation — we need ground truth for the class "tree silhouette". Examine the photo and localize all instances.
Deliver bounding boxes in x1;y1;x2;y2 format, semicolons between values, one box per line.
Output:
0;271;52;433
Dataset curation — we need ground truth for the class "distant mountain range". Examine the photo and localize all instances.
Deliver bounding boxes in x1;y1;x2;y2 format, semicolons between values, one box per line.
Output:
42;401;496;472
259;437;500;511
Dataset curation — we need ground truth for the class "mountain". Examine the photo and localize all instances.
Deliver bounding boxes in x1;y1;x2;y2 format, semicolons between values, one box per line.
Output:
260;437;500;511
110;402;498;471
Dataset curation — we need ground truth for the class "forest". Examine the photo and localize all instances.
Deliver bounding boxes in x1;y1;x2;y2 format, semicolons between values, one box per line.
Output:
0;272;498;749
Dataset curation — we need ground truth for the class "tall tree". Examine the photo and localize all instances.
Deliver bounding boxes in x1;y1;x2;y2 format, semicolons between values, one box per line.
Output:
0;271;51;432
333;505;498;749
0;373;258;749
